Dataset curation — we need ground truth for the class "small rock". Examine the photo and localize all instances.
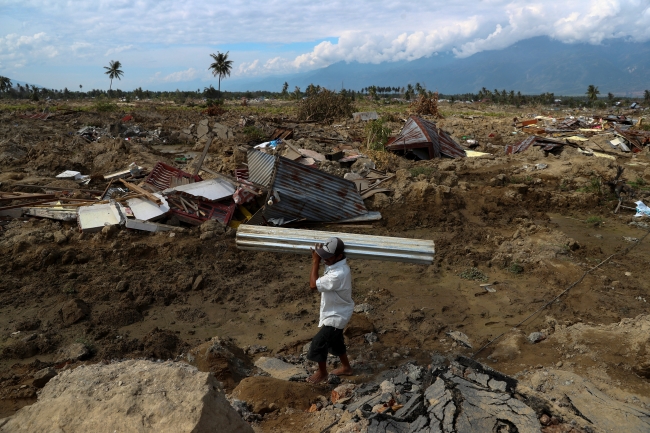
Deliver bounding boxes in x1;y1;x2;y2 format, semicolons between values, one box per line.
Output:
527;332;546;344
447;330;472;348
60;299;90;326
556;361;563;368
353;303;373;314
55;342;90;363
32;367;57;388
364;332;378;344
115;281;129;292
192;275;204;291
540;414;551;426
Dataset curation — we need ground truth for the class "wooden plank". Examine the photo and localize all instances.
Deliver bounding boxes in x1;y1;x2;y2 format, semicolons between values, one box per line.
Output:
0;193;56;202
0;199;57;211
119;179;163;205
14;184;103;194
193;137;213;176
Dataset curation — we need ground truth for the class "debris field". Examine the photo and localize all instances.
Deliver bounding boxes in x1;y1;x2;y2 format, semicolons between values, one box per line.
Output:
1;98;650;432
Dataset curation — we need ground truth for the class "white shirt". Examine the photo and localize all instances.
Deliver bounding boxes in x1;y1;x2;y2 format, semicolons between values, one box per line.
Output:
316;258;354;329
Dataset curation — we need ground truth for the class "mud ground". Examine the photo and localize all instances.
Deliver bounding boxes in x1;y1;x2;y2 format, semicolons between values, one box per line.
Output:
1;99;649;431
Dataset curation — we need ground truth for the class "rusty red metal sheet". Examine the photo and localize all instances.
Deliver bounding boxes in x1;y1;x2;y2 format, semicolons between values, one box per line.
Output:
385;116;465;159
144;162;202;191
21;113;50;120
270;127;294;141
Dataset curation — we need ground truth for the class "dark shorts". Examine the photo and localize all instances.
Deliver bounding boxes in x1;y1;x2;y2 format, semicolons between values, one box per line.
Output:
307;325;346;363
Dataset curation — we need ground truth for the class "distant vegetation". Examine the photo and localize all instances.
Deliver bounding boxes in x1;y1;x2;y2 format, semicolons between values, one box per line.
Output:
0;73;648;110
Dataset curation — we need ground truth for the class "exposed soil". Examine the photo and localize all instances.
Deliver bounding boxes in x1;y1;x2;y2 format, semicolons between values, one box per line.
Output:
1;99;649;431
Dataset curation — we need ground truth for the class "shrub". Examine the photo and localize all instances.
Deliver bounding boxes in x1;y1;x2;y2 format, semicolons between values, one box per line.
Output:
242;126;266;142
508;263;524;274
586;216;603;225
409;166;436;177
364;119;391;151
93;100;118;112
297;89;353;123
459;267;488;282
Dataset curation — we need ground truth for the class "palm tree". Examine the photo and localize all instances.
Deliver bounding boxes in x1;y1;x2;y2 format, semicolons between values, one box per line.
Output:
644;90;650;104
586;85;600;104
104;60;124;90
208;51;233;93
0;76;12;95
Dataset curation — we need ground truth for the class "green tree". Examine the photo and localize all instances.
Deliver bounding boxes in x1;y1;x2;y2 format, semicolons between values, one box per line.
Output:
607;92;614;104
292;86;301;100
0;76;12;96
586;84;600;104
104;60;124;91
644;90;650;104
281;81;289;95
208;51;233;93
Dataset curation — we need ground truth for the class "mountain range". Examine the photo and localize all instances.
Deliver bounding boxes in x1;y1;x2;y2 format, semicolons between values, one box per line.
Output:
227;37;650;96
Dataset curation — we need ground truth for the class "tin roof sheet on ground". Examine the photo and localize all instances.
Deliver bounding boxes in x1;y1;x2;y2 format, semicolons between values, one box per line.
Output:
236;225;435;264
386;116;466;159
261;155;368;223
162;179;235;201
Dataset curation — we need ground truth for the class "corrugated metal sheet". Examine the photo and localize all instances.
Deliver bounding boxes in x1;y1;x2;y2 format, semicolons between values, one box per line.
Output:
386;116;466;159
236;225;435;264
247;150;275;187
262;156;368;222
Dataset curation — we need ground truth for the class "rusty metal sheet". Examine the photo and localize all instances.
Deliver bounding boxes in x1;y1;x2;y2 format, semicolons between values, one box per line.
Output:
386;116;465;159
506;135;537;155
262;156;368;223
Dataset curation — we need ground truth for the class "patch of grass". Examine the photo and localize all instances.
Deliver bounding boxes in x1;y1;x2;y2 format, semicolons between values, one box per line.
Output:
508;263;524;274
93;100;118;112
577;177;602;195
364;119;391;151
559;180;570;191
509;175;533;184
409;166;436;177
628;177;649;190
242;126;266;142
586;215;603;225
75;338;96;357
459;267;488;282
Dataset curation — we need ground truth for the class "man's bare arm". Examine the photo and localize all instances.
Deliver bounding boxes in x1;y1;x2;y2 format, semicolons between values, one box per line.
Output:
309;245;321;290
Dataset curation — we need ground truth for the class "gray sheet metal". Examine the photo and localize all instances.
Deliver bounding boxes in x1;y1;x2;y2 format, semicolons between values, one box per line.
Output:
247;150;275;187
236;225;435;264
262;156;368;222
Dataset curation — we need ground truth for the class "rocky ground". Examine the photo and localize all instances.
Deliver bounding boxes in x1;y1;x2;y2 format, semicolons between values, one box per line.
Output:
0;98;649;432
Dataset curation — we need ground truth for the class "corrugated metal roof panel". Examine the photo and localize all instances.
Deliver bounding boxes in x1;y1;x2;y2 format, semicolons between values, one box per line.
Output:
386;116;465;159
262;156;368;222
236;225;435;264
247;150;275;187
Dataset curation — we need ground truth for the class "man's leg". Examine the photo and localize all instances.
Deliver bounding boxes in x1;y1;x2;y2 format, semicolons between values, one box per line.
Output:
332;354;353;376
306;326;332;384
307;361;329;384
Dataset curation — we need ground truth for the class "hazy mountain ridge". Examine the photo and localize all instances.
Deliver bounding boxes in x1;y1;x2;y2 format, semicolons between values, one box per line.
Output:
232;37;650;95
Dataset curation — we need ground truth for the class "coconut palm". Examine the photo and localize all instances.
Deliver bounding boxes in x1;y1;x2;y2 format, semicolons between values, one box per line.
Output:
208;51;233;93
0;76;12;95
104;60;124;90
586;85;600;104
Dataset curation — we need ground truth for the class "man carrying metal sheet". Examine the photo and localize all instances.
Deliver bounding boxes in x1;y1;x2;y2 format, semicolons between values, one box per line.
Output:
306;237;355;383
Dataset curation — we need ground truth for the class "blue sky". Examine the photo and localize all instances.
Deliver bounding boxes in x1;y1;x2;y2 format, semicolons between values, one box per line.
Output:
1;0;649;91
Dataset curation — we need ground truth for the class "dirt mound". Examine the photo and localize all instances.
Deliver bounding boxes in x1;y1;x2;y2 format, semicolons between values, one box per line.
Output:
232;376;326;414
187;337;253;391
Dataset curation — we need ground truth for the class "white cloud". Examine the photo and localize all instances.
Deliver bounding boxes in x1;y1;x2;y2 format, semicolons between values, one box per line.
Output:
1;0;649;86
152;67;199;83
104;44;133;57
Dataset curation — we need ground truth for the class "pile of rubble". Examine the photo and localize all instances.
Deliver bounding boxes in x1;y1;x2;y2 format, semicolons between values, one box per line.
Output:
231;353;650;432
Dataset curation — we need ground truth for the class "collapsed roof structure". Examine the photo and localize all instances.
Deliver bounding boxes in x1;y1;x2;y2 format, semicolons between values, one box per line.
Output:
385;116;466;160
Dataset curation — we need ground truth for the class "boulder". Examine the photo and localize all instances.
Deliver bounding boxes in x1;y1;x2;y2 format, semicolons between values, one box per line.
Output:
60;299;90;326
0;360;253;433
187;337;252;391
232;376;325;414
31;367;57;388
344;313;375;338
54;342;90;363
212;123;232;140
